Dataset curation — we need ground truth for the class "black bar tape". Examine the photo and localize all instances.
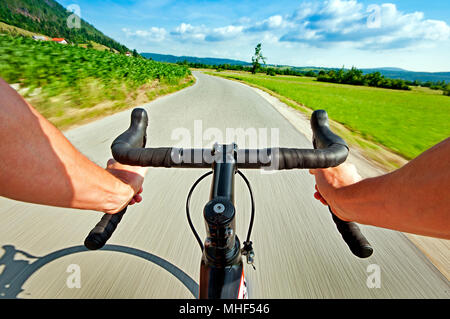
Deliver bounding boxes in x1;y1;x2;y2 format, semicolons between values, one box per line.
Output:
85;108;149;251
330;208;374;258
274;145;348;170
84;208;127;250
310;110;373;258
111;108;148;165
311;109;348;149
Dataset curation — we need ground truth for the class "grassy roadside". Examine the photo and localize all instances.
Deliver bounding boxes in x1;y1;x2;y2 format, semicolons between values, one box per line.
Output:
204;70;449;170
18;75;196;131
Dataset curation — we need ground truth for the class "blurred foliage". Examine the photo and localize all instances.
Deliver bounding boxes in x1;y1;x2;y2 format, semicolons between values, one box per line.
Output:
0;35;190;92
0;35;191;128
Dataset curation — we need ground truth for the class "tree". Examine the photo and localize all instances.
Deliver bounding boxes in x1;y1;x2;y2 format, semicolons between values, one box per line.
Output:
251;43;266;74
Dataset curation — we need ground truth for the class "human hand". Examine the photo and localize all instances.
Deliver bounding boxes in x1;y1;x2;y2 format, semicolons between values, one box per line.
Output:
105;159;148;208
309;162;362;221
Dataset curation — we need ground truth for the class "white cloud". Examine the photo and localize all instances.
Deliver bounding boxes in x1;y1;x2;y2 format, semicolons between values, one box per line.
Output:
238;17;252;25
174;23;195;34
122;0;450;53
246;15;291;32
171;23;206;41
122;27;167;42
280;0;450;50
169;23;245;42
206;25;244;41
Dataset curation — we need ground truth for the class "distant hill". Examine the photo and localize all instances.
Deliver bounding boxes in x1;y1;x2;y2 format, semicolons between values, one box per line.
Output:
0;0;129;53
364;67;407;72
289;66;450;83
360;68;450;83
143;52;450;83
141;53;251;66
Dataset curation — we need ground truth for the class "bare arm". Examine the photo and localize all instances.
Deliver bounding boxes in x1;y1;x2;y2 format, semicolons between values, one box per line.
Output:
0;78;146;214
310;138;450;239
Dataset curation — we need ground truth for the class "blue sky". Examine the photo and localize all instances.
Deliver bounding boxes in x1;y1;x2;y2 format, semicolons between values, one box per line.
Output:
57;0;450;71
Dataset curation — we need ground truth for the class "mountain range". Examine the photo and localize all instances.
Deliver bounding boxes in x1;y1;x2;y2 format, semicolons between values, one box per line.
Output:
141;53;250;66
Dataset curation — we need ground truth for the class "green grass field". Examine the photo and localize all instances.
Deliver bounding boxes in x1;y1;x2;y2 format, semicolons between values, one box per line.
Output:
208;72;450;160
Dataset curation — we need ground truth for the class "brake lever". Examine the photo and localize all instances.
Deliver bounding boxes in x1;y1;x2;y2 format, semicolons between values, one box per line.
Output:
242;241;256;270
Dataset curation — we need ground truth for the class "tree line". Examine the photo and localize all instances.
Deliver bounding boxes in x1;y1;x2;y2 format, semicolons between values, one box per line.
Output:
177;61;318;78
317;67;411;90
317;67;450;93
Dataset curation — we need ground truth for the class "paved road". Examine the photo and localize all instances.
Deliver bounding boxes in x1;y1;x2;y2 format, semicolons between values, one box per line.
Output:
0;72;448;299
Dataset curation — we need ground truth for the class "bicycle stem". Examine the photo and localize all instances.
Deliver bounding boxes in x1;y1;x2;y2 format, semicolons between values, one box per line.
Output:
203;143;241;266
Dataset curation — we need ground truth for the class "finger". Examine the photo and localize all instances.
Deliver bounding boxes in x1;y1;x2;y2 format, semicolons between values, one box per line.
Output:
309;169;315;175
133;194;142;203
137;188;143;195
313;191;328;205
106;158;116;168
129;199;136;205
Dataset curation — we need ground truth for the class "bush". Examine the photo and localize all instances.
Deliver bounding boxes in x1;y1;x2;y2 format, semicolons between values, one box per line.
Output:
266;68;277;76
444;88;450;96
304;71;317;77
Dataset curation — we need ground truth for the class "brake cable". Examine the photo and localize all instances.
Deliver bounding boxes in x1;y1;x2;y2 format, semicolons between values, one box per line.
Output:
185;169;256;269
186;171;212;251
237;170;256;269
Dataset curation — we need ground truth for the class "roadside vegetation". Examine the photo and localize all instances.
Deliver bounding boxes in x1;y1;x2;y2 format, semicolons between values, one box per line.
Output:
316;67;410;90
0;35;193;129
206;71;450;161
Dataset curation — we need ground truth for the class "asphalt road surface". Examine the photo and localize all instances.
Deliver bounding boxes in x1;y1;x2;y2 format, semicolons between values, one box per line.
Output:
0;72;448;299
